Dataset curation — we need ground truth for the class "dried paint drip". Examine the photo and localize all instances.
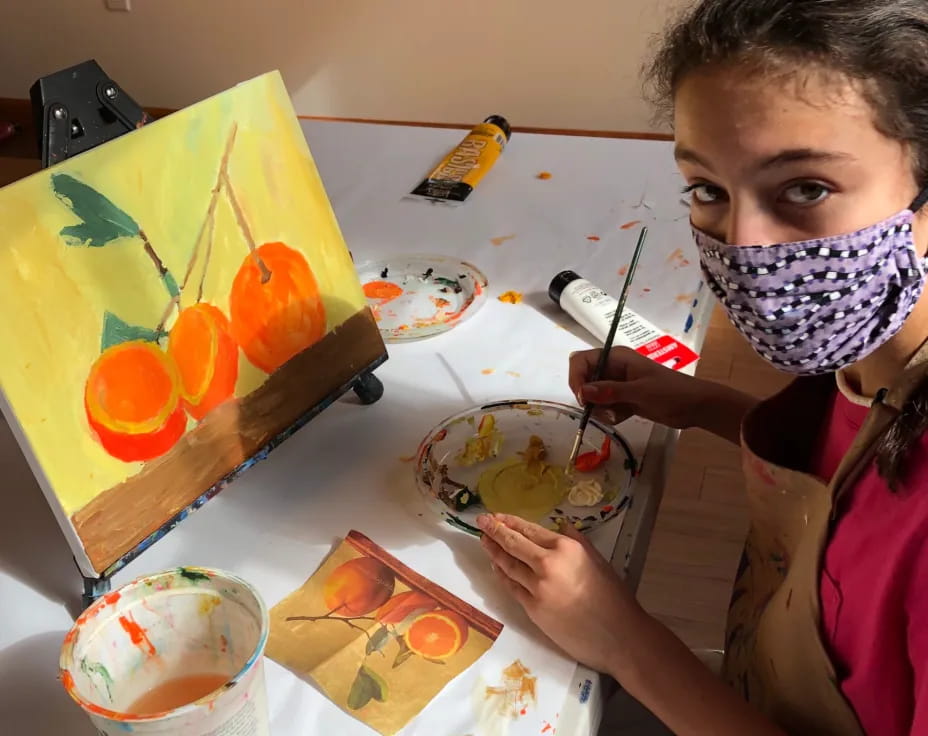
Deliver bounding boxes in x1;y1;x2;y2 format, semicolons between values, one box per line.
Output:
484;660;537;718
490;234;516;247
666;248;691;268
536;172;553;180
620;220;642;230
498;291;523;304
586;235;601;242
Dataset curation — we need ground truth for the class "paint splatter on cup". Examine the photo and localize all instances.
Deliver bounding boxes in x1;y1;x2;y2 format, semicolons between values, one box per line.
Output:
60;567;270;735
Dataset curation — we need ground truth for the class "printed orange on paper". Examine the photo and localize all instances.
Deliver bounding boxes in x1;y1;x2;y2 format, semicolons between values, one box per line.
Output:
267;531;503;735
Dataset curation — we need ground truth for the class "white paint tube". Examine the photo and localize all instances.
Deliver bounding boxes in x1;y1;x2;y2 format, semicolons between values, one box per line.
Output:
548;270;699;371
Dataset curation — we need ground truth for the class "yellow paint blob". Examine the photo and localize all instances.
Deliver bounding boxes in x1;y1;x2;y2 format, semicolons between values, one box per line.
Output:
477;457;565;521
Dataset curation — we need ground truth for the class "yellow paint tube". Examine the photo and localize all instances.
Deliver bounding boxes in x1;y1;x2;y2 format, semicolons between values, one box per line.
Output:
409;115;511;204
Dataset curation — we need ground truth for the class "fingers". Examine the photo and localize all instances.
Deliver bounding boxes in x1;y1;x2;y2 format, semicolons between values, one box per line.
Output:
491;514;561;548
481;534;535;592
478;514;546;569
491;562;533;607
568;349;602;401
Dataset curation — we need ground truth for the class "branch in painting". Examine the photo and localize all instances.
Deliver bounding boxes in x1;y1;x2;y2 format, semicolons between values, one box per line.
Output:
155;123;238;332
222;170;272;283
285;613;378;641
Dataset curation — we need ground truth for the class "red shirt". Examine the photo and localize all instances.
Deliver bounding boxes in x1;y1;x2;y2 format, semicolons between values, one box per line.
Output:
814;391;928;735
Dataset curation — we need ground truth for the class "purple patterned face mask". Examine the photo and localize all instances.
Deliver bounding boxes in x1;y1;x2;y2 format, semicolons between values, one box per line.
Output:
694;196;928;375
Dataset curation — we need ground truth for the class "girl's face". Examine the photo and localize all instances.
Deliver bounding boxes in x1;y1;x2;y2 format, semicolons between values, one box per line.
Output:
673;64;927;252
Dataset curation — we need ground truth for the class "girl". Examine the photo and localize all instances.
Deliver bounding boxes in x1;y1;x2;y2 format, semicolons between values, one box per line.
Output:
478;1;928;734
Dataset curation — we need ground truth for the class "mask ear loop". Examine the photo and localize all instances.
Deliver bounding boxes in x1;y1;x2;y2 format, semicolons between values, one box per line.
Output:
909;186;928;213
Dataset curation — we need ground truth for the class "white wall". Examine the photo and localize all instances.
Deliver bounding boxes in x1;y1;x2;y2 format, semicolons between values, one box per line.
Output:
0;0;687;132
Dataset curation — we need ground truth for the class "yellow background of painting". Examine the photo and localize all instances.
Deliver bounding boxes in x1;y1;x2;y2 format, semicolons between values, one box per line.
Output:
0;72;365;515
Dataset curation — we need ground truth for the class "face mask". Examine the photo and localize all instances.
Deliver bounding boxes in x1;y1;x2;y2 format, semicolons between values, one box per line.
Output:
694;191;928;375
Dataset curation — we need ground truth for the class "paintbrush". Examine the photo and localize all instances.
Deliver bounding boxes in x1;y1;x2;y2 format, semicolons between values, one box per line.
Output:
566;226;649;471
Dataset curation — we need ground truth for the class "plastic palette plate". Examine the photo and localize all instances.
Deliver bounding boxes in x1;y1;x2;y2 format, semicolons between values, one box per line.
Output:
414;400;638;536
356;254;488;342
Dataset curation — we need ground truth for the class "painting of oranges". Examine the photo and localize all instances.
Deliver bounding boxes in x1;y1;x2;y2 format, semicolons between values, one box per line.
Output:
268;531;503;736
0;72;386;577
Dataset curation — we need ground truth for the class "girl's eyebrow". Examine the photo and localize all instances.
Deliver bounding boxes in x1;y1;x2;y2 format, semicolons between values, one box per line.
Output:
674;145;855;172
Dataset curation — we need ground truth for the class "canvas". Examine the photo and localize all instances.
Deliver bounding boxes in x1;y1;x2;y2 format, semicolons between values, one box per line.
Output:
0;71;386;578
267;531;503;736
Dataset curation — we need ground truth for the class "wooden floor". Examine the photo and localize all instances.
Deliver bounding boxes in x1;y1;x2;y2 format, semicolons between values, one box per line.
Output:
636;308;792;651
0;137;789;654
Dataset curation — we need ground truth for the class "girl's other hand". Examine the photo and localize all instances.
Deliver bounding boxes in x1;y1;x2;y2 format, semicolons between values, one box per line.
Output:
477;512;647;677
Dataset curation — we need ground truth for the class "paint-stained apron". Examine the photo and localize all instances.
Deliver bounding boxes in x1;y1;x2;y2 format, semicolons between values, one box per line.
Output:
721;341;928;735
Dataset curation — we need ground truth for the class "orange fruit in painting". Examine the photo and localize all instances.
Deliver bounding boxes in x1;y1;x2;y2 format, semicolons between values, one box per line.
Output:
84;340;186;462
228;242;327;374
168;304;239;420
404;609;469;660
323;557;396;616
375;590;438;625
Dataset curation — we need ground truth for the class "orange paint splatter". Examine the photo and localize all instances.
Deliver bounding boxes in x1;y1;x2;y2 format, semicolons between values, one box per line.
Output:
620;220;642;230
642;287;652;293
490;234;517;247
536;171;553;180
506;371;521;378
119;614;156;656
666;248;691;268
61;670;74;691
429;296;451;309
498;290;523;304
541;722;554;734
363;280;403;303
586;235;600;242
484;660;538;717
103;591;121;606
676;292;696;303
618;264;629;276
482;368;495;375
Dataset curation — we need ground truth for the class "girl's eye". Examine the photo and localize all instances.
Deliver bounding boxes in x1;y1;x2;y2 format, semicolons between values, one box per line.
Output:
781;182;831;205
683;183;726;204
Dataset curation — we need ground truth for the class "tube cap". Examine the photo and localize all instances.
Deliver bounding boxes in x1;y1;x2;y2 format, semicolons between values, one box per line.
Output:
484;115;512;141
548;270;582;304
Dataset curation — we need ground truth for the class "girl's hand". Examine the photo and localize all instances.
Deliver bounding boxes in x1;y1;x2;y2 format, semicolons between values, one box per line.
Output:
569;346;704;427
477;512;648;677
569;347;759;445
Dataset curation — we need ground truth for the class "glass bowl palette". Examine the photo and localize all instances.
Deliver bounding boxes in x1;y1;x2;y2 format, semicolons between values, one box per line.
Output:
414;400;638;536
356;254;488;342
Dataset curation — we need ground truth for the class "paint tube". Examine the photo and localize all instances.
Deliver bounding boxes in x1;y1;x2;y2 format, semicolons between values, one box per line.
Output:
408;115;511;205
548;270;699;371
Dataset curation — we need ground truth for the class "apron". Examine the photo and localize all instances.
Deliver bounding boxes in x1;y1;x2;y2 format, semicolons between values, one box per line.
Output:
721;341;928;735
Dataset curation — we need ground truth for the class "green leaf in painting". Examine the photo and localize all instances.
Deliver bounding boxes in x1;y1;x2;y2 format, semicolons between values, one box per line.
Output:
392;637;416;669
52;173;140;247
346;665;388;710
101;311;165;352
365;626;391;657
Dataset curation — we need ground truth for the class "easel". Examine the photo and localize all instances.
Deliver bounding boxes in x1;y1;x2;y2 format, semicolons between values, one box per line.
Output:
31;60;385;609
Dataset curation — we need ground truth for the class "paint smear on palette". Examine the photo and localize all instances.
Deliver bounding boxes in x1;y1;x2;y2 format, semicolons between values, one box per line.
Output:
491;234;517;247
618;264;629;277
666;248;691;268
536;172;553;180
586;235;600;242
357;255;488;341
498;291;523;304
482;369;495;375
620;220;642;230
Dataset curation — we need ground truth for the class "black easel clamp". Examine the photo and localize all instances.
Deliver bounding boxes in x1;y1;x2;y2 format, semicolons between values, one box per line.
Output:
31;59;151;167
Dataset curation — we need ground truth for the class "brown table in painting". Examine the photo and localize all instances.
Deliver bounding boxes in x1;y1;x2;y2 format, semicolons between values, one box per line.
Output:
0;118;712;735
